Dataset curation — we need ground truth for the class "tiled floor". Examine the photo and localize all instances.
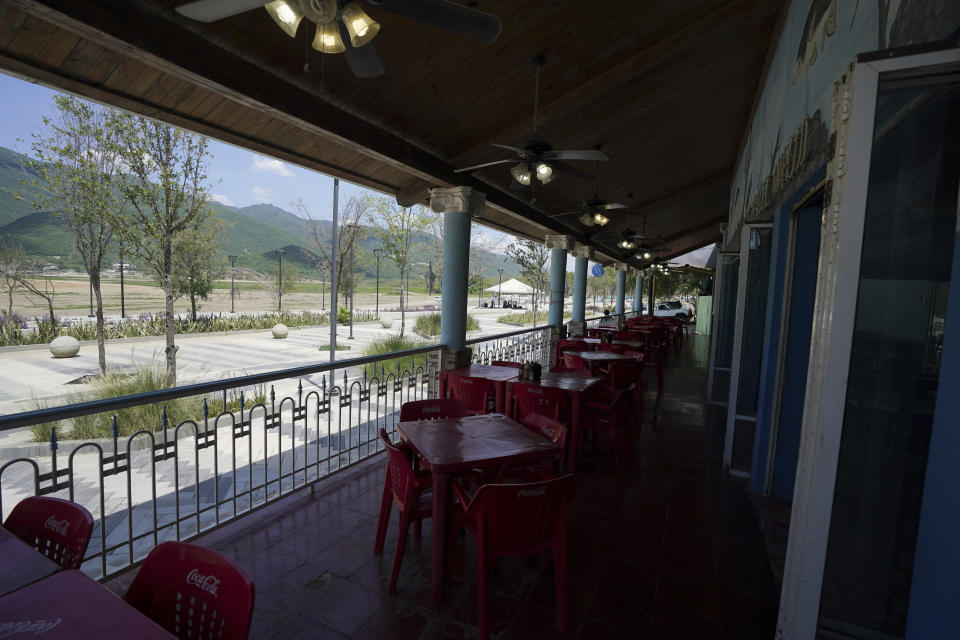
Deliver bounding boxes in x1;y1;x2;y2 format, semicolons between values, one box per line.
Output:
106;333;780;639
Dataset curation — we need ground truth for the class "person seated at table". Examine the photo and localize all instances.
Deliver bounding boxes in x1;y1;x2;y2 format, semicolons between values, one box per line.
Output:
599;309;617;328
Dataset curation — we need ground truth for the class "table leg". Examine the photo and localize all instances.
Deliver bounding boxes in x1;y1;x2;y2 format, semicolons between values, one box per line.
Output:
495;382;505;415
431;470;450;600
568;392;582;472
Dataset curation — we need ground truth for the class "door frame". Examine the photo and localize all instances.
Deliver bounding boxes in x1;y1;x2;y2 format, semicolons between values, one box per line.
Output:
706;250;741;406
724;222;773;476
764;183;825;494
777;46;960;640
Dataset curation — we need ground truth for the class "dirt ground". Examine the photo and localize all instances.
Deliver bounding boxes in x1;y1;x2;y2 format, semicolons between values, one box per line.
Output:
4;276;445;318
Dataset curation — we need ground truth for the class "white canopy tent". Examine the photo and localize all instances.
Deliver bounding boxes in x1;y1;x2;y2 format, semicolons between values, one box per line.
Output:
484;278;534;295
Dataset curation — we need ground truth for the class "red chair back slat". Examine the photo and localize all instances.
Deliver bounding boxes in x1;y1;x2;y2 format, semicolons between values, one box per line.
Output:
123;541;255;640
561;352;587;370
520;413;568;450
512;383;568;422
490;360;523;369
399;398;467;421
447;374;496;414
4;496;94;570
379;429;421;507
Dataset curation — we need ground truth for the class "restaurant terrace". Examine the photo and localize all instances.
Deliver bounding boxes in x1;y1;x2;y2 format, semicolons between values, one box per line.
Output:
0;2;959;640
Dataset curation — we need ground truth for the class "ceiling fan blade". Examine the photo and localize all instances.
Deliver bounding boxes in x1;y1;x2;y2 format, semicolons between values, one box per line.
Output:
454;159;515;173
341;21;386;77
367;0;501;44
550;161;596;182
174;0;265;22
490;142;529;158
548;210;581;217
601;202;627;210
542;149;610;162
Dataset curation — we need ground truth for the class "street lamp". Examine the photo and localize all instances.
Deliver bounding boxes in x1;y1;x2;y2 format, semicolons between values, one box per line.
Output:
119;241;126;318
346;224;357;339
497;267;504;308
320;271;325;310
275;249;285;312
373;247;382;317
228;255;237;313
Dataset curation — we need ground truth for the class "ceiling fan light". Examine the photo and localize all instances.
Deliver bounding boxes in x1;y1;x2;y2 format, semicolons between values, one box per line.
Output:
312;22;345;53
535;161;554;184
265;0;303;37
578;213;594;227
643;251;652;260
593;212;609;226
511;162;532;185
341;2;380;48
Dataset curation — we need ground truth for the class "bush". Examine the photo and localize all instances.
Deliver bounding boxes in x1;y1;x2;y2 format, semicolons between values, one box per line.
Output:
361;335;428;380
497;310;570;325
413;312;480;337
336;307;351;325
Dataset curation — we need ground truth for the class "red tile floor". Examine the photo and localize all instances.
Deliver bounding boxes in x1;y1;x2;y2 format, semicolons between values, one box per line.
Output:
106;334;780;639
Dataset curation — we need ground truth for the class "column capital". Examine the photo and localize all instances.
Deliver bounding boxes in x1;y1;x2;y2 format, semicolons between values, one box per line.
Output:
570;244;593;259
544;234;575;250
613;262;629;272
429;186;486;217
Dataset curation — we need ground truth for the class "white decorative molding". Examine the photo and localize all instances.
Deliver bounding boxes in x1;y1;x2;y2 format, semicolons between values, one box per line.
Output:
544;234;575;250
429;186;486;217
570;244;593;259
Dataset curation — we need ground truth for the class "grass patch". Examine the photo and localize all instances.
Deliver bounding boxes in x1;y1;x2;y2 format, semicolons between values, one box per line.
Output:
317;344;351;351
362;335;429;380
497;310;570;325
413;312;480;337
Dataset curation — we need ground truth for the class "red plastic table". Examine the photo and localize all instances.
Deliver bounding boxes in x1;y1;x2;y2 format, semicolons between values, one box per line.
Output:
438;364;520;413
0;570;176;638
397;413;558;600
508;371;604;473
0;526;58;596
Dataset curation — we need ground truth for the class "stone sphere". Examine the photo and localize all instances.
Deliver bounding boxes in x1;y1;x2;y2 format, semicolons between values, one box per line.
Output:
380;317;393;329
271;323;289;339
49;335;80;358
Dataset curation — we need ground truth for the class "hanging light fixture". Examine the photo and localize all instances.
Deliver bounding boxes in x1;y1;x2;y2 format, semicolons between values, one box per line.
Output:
511;162;532;185
341;2;380;48
312;21;345;53
265;0;303;37
593;212;609;226
579;213;595;227
617;239;636;250
643;250;652;260
534;161;554;184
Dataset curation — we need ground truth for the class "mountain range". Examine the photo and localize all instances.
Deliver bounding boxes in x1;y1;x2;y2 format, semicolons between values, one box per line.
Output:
0;146;519;282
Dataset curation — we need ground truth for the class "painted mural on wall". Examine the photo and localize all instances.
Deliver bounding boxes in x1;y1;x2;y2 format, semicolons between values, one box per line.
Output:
728;0;960;246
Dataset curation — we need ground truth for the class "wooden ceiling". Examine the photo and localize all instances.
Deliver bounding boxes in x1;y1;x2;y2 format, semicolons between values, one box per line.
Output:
0;0;784;265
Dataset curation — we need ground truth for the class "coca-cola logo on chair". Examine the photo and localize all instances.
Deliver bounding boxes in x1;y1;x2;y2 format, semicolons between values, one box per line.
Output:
186;569;221;597
43;516;70;537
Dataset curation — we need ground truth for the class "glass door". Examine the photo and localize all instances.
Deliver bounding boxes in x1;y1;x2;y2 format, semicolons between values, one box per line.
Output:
818;65;960;639
707;252;740;404
724;223;774;476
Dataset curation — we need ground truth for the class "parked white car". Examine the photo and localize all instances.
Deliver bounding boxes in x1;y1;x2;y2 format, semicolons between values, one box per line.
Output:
654;301;692;320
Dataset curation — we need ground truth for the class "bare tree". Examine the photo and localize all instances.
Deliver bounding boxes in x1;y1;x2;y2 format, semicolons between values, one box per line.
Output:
369;195;429;337
506;239;549;324
27;95;125;373
297;196;365;308
0;240;24;315
115;116;213;386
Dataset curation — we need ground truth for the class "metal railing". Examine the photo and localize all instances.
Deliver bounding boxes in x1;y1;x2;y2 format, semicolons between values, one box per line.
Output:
0;325;552;579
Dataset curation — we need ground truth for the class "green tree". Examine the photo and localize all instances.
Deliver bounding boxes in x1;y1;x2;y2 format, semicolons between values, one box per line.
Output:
505;239;549;326
115;116;213;386
298;195;365;307
369;196;429;337
0;239;24;315
171;216;226;321
27;95;125;373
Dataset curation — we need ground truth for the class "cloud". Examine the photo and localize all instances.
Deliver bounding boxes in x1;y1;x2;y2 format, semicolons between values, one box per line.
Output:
251;186;273;203
249;155;295;177
207;193;236;207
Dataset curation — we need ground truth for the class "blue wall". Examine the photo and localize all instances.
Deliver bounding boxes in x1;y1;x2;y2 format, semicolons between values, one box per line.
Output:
905;230;960;639
750;166;826;494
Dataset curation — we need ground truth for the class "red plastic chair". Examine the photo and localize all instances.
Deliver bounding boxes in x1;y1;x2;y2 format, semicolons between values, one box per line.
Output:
399;398;467;421
374;429;433;594
605;359;644;428
584;386;633;479
490;360;523;369
447;374;497;415
512;382;568;423
495;413;569;483
599;343;629;354
561;351;587;370
123;541;255;640
3;496;94;570
451;475;576;640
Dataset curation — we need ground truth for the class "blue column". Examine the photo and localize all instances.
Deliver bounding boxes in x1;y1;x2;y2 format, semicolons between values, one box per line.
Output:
633;273;643;312
440;210;471;350
572;256;587;323
615;269;626;315
548;247;566;327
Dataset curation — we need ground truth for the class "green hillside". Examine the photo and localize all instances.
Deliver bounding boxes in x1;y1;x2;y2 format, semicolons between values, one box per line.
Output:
0;147;44;227
236;203;307;234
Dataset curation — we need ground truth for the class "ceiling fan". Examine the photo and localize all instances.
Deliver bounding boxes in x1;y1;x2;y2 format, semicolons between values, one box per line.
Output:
454;54;609;189
174;0;502;78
